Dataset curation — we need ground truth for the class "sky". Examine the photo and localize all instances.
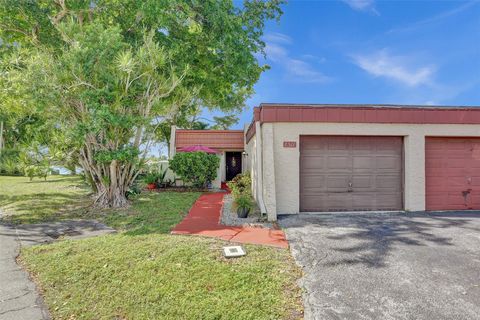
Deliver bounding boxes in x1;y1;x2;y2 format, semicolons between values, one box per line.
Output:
217;0;480;129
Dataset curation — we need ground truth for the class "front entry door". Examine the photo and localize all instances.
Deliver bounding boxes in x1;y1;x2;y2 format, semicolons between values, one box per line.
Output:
225;152;242;181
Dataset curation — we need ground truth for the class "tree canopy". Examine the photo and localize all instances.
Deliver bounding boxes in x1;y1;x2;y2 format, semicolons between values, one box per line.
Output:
0;0;284;207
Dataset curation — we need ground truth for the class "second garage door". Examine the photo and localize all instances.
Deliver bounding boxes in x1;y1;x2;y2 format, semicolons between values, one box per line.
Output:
426;138;480;210
300;136;403;212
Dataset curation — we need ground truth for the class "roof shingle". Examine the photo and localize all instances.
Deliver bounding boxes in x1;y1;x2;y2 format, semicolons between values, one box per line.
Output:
175;130;244;151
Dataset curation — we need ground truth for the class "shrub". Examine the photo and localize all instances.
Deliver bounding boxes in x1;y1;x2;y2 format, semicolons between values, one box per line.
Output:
144;172;159;184
235;193;253;210
169;152;220;188
143;164;170;187
227;173;254;212
0;149;22;176
0;157;22;176
227;172;252;198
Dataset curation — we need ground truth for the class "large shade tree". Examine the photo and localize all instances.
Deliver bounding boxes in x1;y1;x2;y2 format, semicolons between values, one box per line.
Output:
0;0;283;207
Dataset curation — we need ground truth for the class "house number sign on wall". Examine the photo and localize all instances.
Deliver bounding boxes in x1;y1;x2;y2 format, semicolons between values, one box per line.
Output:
283;141;297;148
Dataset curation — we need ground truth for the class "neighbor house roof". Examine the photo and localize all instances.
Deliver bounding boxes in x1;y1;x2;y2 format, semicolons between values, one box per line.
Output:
245;103;480;142
175;129;244;151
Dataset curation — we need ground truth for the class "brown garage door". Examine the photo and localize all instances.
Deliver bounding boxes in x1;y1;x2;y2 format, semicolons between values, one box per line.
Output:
425;138;480;210
300;136;403;212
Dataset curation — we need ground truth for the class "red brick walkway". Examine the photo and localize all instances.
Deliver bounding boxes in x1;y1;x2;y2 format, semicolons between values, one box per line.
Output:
171;192;288;249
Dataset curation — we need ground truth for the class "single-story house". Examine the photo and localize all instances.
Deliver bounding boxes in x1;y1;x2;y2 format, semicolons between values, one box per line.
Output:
169;127;245;188
171;103;480;221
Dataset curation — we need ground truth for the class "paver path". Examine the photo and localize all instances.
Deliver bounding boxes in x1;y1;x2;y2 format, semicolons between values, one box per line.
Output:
172;192;288;248
0;220;115;320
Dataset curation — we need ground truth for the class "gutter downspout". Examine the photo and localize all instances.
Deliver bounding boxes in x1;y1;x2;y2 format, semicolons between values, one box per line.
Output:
255;121;267;216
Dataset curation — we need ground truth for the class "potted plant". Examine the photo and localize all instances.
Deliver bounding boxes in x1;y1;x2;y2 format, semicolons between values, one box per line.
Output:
236;194;253;218
144;172;158;190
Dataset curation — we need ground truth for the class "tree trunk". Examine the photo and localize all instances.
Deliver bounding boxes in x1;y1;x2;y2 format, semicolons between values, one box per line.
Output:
79;147;133;209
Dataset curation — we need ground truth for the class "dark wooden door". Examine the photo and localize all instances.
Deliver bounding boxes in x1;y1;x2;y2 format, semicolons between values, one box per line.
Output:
226;152;242;181
300;136;403;212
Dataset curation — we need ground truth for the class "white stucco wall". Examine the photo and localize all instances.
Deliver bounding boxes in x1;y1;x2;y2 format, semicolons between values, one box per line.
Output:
211;152;224;189
245;135;258;201
262;123;277;220
253;122;480;219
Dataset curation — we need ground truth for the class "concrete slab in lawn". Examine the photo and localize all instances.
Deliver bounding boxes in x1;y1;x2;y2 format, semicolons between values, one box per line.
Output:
279;212;480;320
0;220;115;320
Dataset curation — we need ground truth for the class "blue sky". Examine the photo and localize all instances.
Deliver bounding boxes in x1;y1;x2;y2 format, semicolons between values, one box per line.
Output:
218;0;480;129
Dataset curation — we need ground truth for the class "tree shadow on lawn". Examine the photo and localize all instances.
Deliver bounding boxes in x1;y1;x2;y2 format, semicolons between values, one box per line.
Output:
93;192;201;237
0;190;200;237
280;211;480;269
0;193;92;224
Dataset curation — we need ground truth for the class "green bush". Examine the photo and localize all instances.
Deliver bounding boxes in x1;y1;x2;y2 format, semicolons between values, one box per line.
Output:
143;164;169;187
0;149;22;176
227;172;252;198
235;193;253;210
227;173;254;212
0;157;22;175
169;152;220;188
144;172;159;184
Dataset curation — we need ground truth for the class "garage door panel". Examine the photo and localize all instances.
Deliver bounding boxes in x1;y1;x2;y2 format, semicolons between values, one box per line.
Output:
376;175;402;189
302;156;325;170
350;193;375;210
426;137;480;210
301;194;353;212
377;194;403;210
327;156;350;169
301;175;326;191
471;177;480;186
350;193;402;211
325;193;353;210
425;159;443;168
376;156;401;169
326;175;350;190
327;138;350;150
353;156;374;169
301;136;327;150
351;175;373;189
300;136;403;212
448;159;470;168
469;196;480;207
473;146;480;160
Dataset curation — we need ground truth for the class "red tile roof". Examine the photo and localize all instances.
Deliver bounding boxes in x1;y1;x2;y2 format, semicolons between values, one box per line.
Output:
175;130;244;151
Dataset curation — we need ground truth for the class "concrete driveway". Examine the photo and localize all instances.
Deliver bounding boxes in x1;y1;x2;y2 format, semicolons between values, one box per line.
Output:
279;212;480;320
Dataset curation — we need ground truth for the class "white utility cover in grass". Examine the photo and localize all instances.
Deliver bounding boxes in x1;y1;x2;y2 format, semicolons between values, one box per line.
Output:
223;246;246;258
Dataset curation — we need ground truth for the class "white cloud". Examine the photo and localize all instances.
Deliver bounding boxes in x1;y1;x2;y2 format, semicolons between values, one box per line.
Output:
264;42;288;62
263;33;331;84
342;0;379;14
263;32;292;45
301;54;327;63
387;1;477;34
287;59;330;83
352;49;435;87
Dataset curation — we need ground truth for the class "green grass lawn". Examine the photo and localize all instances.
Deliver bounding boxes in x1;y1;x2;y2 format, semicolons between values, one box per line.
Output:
0;175;200;232
0;175;91;224
2;175;303;319
100;191;201;235
21;235;302;319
